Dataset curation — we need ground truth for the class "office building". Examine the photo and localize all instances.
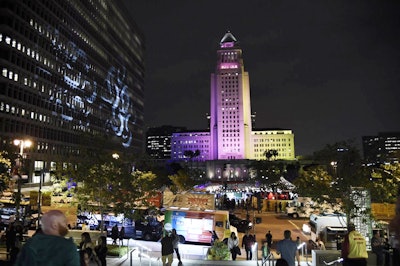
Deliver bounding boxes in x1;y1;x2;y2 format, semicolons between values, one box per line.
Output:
363;132;400;164
0;0;145;182
171;32;295;165
146;125;186;160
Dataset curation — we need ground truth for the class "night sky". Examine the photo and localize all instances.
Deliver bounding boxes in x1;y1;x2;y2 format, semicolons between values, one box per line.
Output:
124;0;400;156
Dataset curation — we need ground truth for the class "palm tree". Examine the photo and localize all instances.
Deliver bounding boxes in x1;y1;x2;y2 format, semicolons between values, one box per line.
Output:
264;149;278;161
183;149;201;173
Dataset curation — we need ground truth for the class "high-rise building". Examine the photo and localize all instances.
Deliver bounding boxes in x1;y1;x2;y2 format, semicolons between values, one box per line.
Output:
363;132;400;164
146;126;186;160
171;32;295;165
0;0;145;182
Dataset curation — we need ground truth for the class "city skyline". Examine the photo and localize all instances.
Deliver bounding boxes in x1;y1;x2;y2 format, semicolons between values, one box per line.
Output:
126;1;400;156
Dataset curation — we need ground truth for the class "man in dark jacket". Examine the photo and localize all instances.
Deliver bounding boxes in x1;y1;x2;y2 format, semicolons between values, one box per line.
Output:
14;210;80;266
242;230;255;260
161;231;174;266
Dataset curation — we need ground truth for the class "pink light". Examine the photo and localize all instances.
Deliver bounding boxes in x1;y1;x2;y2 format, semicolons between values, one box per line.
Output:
220;63;238;69
221;42;234;48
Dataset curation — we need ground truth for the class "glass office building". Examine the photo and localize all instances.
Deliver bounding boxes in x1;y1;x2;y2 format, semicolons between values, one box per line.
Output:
0;0;145;182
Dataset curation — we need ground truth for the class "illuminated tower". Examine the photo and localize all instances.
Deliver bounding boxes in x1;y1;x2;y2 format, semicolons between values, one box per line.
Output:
210;32;252;160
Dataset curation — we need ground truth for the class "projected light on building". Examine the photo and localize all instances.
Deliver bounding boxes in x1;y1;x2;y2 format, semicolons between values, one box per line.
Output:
45;25;136;147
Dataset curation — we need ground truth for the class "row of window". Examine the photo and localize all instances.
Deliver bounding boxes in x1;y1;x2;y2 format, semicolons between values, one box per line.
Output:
254;143;289;147
220;52;238;63
253;138;292;142
0;117;81;146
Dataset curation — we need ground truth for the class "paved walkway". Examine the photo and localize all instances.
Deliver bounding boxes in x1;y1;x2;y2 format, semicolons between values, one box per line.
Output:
105;240;313;266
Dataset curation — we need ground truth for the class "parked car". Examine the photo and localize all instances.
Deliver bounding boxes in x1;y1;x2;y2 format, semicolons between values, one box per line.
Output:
133;219;163;241
229;214;252;233
106;217;162;241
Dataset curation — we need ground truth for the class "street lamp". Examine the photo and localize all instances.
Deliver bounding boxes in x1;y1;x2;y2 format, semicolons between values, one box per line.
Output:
13;139;32;222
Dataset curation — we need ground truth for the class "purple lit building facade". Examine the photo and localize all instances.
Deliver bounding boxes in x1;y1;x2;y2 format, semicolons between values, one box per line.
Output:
171;32;295;178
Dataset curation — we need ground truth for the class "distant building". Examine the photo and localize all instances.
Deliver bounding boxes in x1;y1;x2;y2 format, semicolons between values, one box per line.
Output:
146;126;186;159
171;32;295;163
362;132;400;164
0;1;145;182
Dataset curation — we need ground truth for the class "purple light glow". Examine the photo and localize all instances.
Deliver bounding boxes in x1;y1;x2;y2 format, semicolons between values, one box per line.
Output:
220;63;238;69
221;42;234;48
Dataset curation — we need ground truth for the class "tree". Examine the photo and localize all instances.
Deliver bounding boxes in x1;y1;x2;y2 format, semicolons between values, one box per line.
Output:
52;139;161;231
0;151;12;194
294;140;370;223
264;149;278;161
183;149;201;178
168;169;197;193
366;163;400;203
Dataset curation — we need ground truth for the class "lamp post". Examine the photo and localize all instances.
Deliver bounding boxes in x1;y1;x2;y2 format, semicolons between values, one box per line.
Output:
37;169;47;229
13;139;32;222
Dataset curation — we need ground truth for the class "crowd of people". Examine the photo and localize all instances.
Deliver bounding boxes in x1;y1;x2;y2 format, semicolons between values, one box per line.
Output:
1;185;400;266
2;210;109;266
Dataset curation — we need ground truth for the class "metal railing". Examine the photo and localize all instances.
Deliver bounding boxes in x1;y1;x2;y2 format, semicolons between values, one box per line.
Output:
297;241;310;265
261;252;275;266
323;257;343;265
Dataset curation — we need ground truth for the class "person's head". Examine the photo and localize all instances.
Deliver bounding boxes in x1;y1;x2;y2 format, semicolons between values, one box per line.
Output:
230;232;236;238
348;223;356;232
41;210;69;237
81;232;91;243
276;258;289;266
98;235;106;247
172;228;177;235
283;230;291;239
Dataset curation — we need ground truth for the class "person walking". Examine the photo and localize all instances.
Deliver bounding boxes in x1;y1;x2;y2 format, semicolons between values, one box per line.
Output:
5;223;16;254
111;224;118;245
228;231;240;260
265;230;273;248
119;226;125;246
161;231;174;266
242;230;255;260
371;230;385;266
14;210;80;266
341;223;368;266
276;230;300;266
171;229;182;264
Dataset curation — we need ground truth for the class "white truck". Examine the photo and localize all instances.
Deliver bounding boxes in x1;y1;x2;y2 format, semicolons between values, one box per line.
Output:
307;213;347;249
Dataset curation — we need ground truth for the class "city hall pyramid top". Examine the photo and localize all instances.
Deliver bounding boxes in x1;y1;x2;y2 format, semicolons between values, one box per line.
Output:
220;31;239;48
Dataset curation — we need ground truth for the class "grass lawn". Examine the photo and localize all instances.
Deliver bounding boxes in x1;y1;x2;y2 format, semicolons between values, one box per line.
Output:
107;244;130;256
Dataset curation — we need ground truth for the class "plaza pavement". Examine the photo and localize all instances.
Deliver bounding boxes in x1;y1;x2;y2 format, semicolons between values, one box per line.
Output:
105;239;313;266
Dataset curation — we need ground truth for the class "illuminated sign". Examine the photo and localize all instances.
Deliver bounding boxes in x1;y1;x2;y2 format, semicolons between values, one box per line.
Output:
163;190;215;209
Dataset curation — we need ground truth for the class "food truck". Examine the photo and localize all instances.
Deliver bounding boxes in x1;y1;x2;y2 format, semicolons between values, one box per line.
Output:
163;208;235;244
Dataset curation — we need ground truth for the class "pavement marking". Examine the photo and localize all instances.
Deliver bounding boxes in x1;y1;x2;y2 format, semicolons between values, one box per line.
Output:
288;220;309;238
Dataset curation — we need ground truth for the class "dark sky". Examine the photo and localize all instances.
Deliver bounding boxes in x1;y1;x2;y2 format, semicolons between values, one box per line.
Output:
124;0;400;156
